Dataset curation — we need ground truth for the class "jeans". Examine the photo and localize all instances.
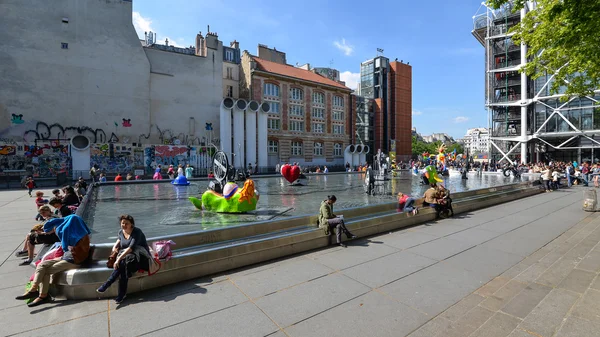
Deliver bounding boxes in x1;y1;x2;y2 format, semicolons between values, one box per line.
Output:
584;174;590;186
403;198;416;213
33;258;79;295
327;217;354;244
566;172;572;187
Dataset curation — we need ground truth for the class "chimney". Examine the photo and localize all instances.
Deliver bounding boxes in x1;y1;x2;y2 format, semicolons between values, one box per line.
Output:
195;32;205;56
165;38;169;46
230;40;239;49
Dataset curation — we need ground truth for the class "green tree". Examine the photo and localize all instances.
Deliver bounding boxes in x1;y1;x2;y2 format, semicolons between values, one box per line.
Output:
447;143;465;155
487;0;600;98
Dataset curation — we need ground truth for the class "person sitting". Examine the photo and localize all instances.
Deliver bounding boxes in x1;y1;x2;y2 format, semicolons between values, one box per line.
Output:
96;214;152;304
318;195;356;248
15;205;58;265
126;173;134;181
61;186;80;206
423;183;444;219
49;197;72;218
397;192;418;216
114;173;123;182
77;177;88;190
208;171;215;179
15;215;91;307
34;191;48;221
51;189;62;200
74;182;86;201
437;184;454;217
99;173;107;183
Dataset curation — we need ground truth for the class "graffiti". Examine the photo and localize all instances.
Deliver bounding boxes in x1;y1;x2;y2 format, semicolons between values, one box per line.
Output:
154;145;189;166
0;145;16;155
24;143;68;158
0;138;17;145
23;122;119;143
122;119;132;127
90;143;143;174
138;125;208;146
205;123;213;131
11;114;24;124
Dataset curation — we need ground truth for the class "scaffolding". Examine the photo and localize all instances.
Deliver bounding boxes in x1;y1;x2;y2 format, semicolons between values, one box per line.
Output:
472;1;600;164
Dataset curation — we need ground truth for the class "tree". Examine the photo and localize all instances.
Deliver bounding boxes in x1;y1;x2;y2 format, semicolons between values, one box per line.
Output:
447;143;465;155
487;0;600;99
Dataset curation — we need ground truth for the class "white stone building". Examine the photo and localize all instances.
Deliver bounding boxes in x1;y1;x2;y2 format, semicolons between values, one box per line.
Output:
462;128;490;154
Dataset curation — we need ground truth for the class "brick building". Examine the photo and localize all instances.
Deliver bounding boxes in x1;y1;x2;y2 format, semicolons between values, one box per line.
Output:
240;45;353;167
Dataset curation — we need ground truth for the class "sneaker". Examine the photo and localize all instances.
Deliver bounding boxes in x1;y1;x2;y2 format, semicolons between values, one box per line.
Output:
115;295;126;304
14;250;28;258
19;259;32;266
338;243;347;248
96;283;109;294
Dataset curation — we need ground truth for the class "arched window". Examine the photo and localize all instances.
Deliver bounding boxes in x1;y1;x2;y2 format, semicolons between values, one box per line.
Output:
334;143;342;156
314;142;323;156
263;83;280;114
290;87;304;101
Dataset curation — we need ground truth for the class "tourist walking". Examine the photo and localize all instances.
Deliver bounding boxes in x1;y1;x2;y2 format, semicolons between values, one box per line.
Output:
318;195;356;248
96;215;152;304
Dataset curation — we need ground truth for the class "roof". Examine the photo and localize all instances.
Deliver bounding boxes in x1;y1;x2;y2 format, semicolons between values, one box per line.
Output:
252;57;350;91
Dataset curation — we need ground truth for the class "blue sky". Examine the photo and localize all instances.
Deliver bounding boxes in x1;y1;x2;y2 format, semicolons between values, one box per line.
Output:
132;0;487;139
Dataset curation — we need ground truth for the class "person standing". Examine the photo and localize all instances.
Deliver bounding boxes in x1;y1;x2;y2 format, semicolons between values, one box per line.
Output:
185;164;194;179
318;195;356;248
90;164;99;183
167;165;175;179
566;163;573;187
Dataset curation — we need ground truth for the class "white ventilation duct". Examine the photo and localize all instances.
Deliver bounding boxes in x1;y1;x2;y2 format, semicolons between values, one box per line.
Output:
359;144;369;165
257;102;270;169
220;98;234;156
70;135;90;180
246;101;259;170
232;99;247;169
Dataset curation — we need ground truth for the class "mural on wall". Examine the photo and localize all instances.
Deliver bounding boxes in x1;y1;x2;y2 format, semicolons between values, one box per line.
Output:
90;143;144;174
122;119;132;127
11;114;24;124
138;125;219;146
0;141;70;177
0;145;16;155
23;122;119;143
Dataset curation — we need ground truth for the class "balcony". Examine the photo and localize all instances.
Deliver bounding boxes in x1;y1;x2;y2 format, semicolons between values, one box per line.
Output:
493;78;521;88
492;125;521;137
492;93;521;104
492;58;521;70
492;112;521;121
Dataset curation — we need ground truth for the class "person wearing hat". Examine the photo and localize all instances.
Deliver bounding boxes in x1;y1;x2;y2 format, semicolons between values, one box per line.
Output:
318;195;356;248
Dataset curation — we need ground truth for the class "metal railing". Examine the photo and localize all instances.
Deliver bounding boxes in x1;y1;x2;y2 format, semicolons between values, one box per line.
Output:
493;59;521;70
492;93;522;103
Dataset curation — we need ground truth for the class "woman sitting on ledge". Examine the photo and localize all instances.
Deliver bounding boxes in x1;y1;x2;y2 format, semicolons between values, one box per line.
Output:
15;215;91;307
318;195;356;248
96;214;151;304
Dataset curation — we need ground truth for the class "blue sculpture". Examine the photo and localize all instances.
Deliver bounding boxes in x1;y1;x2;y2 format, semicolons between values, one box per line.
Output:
171;173;190;186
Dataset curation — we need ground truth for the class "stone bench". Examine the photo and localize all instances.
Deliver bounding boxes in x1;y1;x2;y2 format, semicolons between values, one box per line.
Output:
48;181;543;299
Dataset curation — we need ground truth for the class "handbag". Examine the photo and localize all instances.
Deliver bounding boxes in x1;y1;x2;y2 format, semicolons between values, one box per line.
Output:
106;250;118;268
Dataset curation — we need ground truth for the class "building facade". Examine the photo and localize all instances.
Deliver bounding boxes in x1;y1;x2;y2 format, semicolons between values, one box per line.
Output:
359;56;412;162
461;128;490;154
473;2;600;164
223;40;241;98
240;45;353;167
0;0;223;177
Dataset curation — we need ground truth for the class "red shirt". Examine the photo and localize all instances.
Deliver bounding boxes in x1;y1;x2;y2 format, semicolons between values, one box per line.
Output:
35;197;46;207
398;195;410;209
114;176;123;181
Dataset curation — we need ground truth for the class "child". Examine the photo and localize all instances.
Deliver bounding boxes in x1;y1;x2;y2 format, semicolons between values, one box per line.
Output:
167;165;175;179
74;182;86;201
51;189;62;200
185;164;194;179
208;170;215;179
25;177;35;197
99;173;107;183
114;173;123;182
34;191;48;221
49;197;72;218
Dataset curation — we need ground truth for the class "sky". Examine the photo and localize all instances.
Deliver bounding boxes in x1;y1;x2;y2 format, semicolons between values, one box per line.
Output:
132;0;488;139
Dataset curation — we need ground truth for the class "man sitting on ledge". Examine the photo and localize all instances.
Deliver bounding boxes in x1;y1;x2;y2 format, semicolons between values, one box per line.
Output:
318;195;357;248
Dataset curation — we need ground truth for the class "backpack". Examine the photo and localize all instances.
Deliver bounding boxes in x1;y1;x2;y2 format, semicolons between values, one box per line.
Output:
152;240;175;261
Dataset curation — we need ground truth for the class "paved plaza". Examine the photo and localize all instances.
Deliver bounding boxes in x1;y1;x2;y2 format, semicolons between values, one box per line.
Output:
1;186;600;336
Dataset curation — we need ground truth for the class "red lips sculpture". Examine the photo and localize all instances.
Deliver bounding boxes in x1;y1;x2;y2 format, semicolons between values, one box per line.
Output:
281;164;300;183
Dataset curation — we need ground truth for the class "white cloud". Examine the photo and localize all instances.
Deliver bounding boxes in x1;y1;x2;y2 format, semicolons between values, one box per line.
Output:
132;12;187;47
412;110;423;116
340;71;360;89
453;116;469;123
132;11;153;39
333;38;354;56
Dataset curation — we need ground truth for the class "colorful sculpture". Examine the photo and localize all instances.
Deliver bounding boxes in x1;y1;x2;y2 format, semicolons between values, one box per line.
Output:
190;179;259;213
424;165;443;184
281;164;300;183
171;173;190;186
436;144;447;163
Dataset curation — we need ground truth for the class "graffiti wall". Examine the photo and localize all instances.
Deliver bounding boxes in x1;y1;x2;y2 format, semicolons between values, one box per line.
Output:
90;143;144;174
0;141;71;177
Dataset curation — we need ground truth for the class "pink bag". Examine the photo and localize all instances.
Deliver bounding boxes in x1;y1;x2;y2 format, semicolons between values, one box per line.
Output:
29;244;64;281
152;240;175;261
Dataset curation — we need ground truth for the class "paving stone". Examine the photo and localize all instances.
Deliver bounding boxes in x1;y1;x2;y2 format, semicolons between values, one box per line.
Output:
518;288;580;337
513;262;550;284
406;237;475;261
285;290;428;337
342;251;436;288
144;301;279;337
15;312;108;337
558;268;596;294
379;262;486;316
406;316;452;337
501;282;552;319
537;249;566;268
555;316;600;337
378;231;441;250
499;262;530;280
570;288;600;322
476;277;511;297
445;245;524;281
308;240;399;270
444;228;500;246
453;305;495;331
536;257;578;287
411;223;470;237
576;247;600;272
469;312;522;337
254;273;370;328
230;257;334;299
441;293;486;322
590;275;600;291
480;280;528;312
482;230;549;258
507;329;537;337
518;246;553;266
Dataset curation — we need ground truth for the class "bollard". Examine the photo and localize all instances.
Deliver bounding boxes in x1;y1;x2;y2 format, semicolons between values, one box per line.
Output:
583;189;597;212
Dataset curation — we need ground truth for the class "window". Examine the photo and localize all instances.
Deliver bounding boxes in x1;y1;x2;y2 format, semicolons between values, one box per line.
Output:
290;88;304;101
291;141;303;156
312;107;325;119
268;140;278;153
312;123;324;133
314;142;323;156
267;118;280;130
226;67;233;79
264;83;280;97
289;104;304;116
334;143;342;156
333;95;344;107
333;111;344;121
312;92;325;104
226;85;233;97
268;101;280;113
289;120;304;132
61;42;68;49
225;49;234;62
333;125;344;134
